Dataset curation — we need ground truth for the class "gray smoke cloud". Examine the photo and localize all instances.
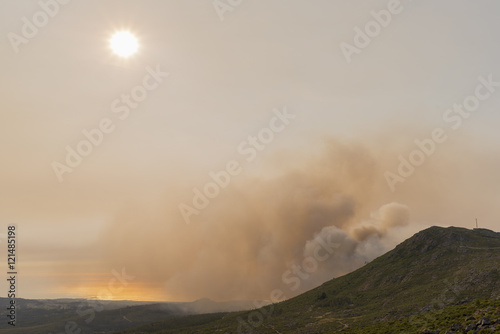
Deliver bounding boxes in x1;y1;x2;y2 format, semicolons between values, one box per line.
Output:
351;202;410;241
95;139;417;301
28;126;500;303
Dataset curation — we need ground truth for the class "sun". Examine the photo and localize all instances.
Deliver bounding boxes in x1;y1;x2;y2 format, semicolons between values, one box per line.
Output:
109;31;138;58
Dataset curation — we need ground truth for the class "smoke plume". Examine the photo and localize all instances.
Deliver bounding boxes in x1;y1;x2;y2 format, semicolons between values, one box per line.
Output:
96;139;416;301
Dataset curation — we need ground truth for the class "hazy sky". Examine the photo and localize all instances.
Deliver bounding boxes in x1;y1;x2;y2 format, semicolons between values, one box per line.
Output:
1;0;499;301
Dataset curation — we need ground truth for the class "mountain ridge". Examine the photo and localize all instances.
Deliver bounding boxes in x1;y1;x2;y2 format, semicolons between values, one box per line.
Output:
118;225;500;333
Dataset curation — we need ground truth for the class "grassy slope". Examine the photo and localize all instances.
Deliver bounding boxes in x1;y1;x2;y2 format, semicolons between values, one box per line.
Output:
343;299;500;333
117;226;500;333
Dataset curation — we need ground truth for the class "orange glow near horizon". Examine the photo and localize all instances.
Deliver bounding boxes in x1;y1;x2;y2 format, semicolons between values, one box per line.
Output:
22;265;175;302
58;277;172;302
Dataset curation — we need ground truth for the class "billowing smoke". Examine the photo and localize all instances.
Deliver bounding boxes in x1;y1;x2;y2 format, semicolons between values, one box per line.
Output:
95;139;415;302
29;126;500;303
351;202;410;241
297;203;410;293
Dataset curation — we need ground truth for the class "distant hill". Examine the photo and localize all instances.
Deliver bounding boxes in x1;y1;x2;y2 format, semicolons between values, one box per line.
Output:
117;226;500;333
0;297;263;333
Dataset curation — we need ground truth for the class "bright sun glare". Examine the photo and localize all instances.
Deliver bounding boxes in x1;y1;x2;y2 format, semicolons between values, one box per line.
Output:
110;31;138;58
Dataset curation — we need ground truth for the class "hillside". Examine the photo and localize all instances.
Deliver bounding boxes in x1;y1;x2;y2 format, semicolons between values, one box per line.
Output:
117;226;500;333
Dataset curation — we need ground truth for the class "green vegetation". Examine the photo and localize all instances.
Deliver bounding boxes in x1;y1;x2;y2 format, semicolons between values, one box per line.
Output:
343;299;500;334
118;226;500;333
